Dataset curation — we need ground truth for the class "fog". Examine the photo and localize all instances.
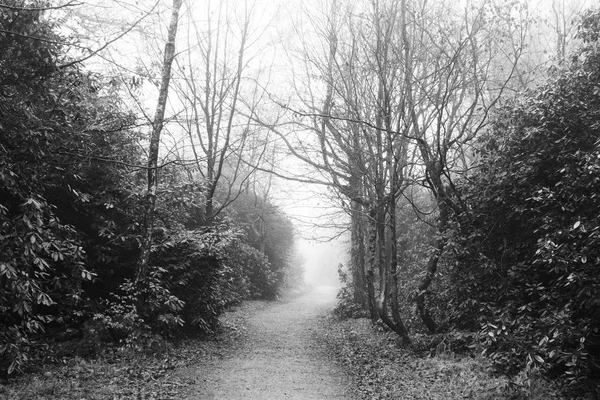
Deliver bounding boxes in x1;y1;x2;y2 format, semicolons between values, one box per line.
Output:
297;235;349;288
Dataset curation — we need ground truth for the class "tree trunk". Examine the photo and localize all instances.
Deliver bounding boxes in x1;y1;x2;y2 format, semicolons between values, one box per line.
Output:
389;191;410;343
369;206;411;344
376;207;387;316
366;208;380;323
136;0;183;285
414;161;449;333
350;200;367;308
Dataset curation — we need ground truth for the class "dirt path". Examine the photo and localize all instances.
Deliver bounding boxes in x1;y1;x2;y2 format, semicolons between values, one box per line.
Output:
184;286;356;399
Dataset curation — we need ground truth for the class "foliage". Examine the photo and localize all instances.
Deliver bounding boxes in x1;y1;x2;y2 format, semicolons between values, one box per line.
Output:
394;192;439;331
334;264;368;319
94;274;184;346
321;314;519;400
146;228;237;334
91;209;288;343
225;190;297;298
222;240;275;300
443;8;600;396
259;209;295;296
0;1;140;375
155;177;207;231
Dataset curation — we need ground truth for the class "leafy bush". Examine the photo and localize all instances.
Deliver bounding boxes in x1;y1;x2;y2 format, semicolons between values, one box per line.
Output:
94;273;184;348
0;1;144;375
222;240;276;299
0;2;123;374
148;230;227;334
148;225;280;333
444;9;600;396
334;264;368;319
226;191;296;297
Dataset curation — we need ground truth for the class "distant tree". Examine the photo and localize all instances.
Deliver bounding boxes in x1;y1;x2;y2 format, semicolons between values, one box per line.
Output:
170;0;266;226
225;183;297;299
260;0;413;341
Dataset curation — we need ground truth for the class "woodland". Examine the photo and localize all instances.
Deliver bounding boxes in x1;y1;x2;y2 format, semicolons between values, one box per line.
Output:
0;0;599;398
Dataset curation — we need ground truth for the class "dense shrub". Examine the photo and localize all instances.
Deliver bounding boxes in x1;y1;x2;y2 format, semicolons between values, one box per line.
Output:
0;1;141;374
443;9;600;396
223;240;275;299
226;190;297;298
134;225;285;336
334;264;368;319
147;229;236;334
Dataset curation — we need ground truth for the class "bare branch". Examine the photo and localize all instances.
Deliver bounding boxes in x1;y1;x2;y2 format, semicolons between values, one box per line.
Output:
58;1;160;69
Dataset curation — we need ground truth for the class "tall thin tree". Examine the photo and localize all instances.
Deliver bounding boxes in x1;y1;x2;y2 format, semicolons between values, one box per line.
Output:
136;0;184;284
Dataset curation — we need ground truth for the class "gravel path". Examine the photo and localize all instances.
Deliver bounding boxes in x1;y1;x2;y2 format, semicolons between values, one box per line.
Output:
185;286;356;399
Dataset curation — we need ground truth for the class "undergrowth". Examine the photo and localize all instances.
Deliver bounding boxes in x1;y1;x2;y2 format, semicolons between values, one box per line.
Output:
318;310;564;400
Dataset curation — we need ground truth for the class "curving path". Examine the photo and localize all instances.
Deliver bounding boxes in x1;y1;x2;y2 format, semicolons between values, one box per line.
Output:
186;286;356;399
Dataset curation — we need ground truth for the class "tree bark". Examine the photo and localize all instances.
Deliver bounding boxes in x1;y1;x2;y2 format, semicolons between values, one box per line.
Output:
366;208;380;323
136;0;183;285
389;211;410;342
376;207;387;316
369;205;411;344
414;160;450;333
350;199;367;308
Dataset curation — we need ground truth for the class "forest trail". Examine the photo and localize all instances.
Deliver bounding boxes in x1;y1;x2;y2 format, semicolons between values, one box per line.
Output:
184;286;356;400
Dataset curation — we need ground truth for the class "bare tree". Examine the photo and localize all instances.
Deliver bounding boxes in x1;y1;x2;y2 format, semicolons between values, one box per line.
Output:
548;0;590;65
255;0;413;342
136;0;183;284
260;0;533;338
396;0;524;332
170;0;268;225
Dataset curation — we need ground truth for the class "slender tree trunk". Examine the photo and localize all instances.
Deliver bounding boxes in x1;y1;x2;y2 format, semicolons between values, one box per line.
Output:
389;189;410;343
350;200;367;308
415;172;450;333
414;159;451;333
376;207;388;316
369;204;411;343
136;0;183;285
366;207;380;323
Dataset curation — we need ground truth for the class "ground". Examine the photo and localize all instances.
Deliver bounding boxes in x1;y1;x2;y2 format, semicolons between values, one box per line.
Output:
0;286;561;399
177;285;355;399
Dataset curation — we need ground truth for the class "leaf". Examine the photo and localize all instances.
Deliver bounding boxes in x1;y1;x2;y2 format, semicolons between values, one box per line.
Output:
7;360;17;375
37;292;55;306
